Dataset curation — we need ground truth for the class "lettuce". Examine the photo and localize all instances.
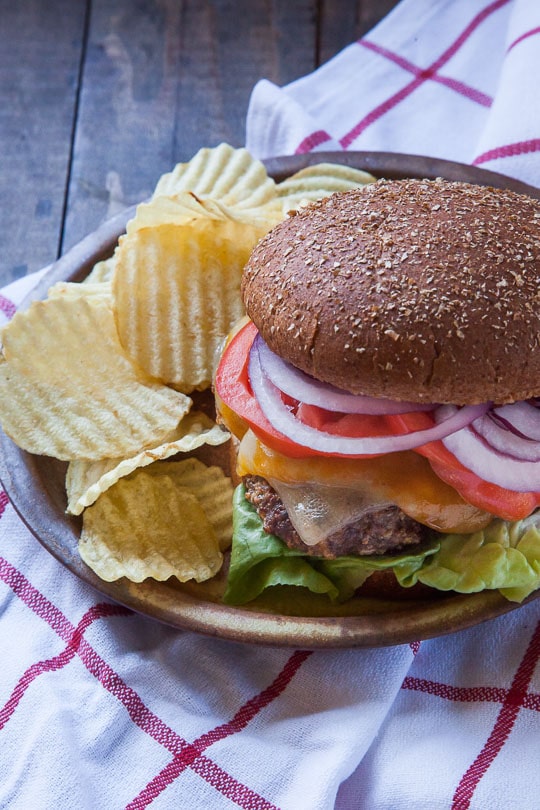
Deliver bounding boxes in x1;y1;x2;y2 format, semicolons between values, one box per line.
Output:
395;514;540;602
224;485;540;606
223;485;440;605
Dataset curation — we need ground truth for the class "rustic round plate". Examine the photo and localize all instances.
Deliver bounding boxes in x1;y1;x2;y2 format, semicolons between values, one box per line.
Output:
1;152;539;648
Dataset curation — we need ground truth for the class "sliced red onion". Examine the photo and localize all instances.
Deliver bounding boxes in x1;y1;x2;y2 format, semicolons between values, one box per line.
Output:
472;413;540;462
439;406;540;492
255;334;434;415
491;401;540;442
248;343;489;456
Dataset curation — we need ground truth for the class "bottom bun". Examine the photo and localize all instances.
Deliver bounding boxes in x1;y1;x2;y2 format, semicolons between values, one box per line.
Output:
357;570;439;602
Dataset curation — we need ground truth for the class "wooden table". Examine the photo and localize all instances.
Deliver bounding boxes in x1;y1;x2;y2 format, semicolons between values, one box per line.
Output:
0;0;398;288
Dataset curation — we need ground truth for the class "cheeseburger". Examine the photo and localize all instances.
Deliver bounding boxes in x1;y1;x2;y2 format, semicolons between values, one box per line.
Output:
215;178;540;606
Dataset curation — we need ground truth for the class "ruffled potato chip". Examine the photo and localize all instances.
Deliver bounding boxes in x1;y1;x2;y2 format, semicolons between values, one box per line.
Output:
83;255;117;284
79;470;223;583
126;191;280;234
66;411;230;515
275;163;376;212
47;281;113;303
127;193;226;232
144;458;234;551
0;296;190;460
152;143;277;209
113;209;272;392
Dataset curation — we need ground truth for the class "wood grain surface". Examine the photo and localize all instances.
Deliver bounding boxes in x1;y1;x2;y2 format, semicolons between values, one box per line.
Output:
0;0;399;286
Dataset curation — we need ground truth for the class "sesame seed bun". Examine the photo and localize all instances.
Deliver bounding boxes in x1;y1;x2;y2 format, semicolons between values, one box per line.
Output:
242;178;540;405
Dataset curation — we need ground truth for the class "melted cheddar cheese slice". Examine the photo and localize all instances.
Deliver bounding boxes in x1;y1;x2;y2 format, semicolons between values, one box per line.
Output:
237;430;493;536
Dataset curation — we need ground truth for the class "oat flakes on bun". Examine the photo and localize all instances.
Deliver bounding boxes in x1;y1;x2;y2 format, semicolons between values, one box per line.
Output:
215;178;540;607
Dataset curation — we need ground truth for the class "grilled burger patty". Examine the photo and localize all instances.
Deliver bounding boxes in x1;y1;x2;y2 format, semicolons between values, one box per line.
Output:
243;475;428;558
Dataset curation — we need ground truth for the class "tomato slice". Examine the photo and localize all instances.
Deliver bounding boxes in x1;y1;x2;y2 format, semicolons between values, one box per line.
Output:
387;411;540;521
296;403;394;439
215;321;316;458
214;321;392;458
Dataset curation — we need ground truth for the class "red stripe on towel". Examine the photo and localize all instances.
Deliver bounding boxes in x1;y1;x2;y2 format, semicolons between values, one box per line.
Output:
473;138;540;164
340;0;509;148
507;26;540;53
360;40;492;107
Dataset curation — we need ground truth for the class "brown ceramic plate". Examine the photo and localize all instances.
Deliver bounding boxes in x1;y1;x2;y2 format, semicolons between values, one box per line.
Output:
1;152;539;648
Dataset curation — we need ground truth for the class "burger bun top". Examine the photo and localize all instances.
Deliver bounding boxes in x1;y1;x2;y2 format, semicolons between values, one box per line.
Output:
241;178;540;405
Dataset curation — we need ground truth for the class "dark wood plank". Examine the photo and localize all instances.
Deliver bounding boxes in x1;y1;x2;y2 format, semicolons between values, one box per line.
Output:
357;0;401;38
175;0;317;152
318;0;400;64
0;0;401;284
62;0;317;251
0;0;88;284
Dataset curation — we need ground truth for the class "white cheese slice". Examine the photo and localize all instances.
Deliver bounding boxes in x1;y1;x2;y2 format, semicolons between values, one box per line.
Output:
268;478;391;547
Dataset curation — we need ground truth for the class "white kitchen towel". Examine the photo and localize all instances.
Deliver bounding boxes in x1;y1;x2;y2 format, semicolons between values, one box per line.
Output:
1;1;540;809
247;0;540;187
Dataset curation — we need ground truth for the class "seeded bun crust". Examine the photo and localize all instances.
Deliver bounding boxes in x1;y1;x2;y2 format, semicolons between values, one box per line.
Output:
241;178;540;405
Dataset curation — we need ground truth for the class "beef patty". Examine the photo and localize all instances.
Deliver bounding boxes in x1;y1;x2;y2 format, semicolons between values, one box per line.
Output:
243;475;428;558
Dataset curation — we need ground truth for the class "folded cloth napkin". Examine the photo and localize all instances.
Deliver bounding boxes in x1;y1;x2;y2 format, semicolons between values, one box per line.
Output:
247;0;540;186
2;1;540;808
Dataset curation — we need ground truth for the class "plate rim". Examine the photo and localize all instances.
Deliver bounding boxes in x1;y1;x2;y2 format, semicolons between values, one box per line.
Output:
1;150;538;648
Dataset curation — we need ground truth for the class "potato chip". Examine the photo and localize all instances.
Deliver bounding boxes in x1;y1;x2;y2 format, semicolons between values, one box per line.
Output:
126;191;280;234
79;470;223;583
83;255;116;284
275;162;376;211
66;411;230;515
47;281;112;303
0;296;190;460
113;211;271;392
127;193;226;233
143;457;234;550
152;143;277;209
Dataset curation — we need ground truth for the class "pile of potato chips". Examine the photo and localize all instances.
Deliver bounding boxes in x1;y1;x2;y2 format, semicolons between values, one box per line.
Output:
0;144;375;587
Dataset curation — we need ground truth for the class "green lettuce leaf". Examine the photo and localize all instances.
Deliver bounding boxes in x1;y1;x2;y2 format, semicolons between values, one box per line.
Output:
224;486;540;606
223;485;339;604
394;515;540;602
223;485;440;605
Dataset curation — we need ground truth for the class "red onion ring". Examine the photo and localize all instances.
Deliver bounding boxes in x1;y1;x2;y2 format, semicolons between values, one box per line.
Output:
249;342;489;456
255;335;434;415
472;413;540;462
439;406;540;492
491;402;540;442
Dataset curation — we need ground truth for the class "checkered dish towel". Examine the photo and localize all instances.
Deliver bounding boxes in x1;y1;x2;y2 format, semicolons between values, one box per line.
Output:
2;1;540;808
